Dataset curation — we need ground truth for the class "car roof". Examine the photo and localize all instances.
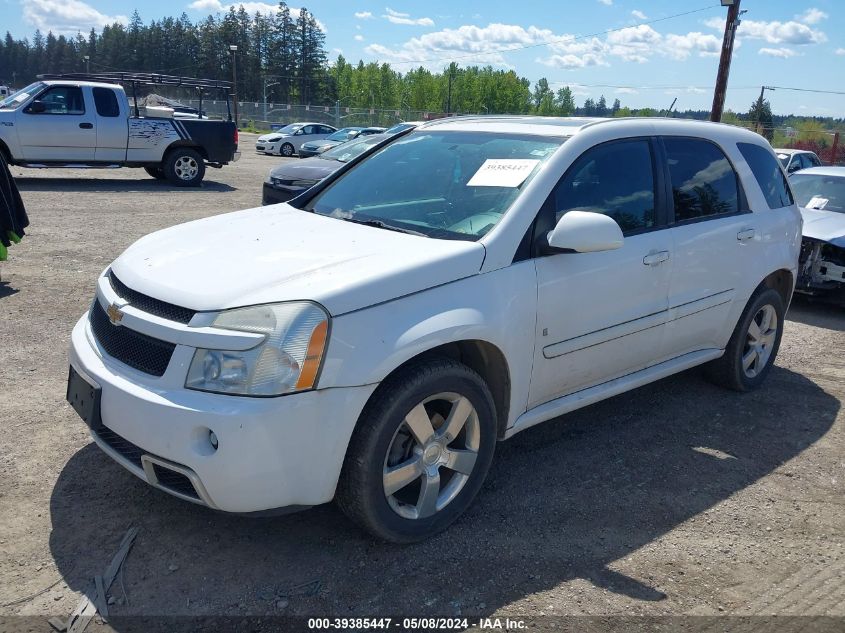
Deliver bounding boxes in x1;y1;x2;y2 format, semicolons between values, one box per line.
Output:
416;115;766;142
773;148;816;156
790;166;845;177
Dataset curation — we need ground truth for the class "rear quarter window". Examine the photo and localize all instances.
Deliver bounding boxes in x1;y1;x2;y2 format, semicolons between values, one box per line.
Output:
737;142;794;209
93;88;120;117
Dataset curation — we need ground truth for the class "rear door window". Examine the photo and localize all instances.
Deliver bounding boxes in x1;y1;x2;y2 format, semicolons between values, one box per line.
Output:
736;142;794;209
663;137;740;222
93;88;120;117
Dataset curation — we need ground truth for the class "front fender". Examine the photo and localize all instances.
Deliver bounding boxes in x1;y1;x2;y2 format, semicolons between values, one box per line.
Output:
319;262;538;428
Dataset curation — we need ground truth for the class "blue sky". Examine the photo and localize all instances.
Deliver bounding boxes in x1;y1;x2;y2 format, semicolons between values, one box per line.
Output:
4;0;845;116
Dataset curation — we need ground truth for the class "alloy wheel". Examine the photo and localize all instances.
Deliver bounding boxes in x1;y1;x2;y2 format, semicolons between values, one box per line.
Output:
742;304;778;378
173;156;199;180
382;392;480;520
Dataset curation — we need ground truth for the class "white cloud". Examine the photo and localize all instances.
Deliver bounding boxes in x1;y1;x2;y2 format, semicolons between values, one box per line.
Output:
382;7;434;27
187;1;326;30
366;21;734;71
631;10;647;21
22;0;127;35
837;48;845;55
796;8;827;25
705;15;826;45
597;0;613;5
758;47;798;58
354;11;373;19
354;34;364;41
615;87;638;94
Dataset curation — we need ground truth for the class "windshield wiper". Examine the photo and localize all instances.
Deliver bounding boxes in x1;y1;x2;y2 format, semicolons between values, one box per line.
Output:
341;217;428;237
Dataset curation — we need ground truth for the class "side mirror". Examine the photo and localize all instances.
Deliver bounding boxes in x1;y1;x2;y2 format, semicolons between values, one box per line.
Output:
547;210;624;253
26;100;46;114
787;161;800;173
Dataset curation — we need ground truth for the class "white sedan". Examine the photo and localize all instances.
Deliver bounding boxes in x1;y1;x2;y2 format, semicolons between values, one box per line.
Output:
255;122;336;157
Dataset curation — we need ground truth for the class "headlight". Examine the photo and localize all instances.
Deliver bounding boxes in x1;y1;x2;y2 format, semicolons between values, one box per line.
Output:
185;301;329;396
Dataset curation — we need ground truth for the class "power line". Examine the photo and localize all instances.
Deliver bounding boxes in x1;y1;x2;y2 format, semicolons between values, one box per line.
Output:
767;86;845;96
385;4;722;67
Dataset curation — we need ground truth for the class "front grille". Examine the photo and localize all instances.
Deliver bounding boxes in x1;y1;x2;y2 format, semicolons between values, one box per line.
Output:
109;271;196;324
95;428;200;500
90;301;175;376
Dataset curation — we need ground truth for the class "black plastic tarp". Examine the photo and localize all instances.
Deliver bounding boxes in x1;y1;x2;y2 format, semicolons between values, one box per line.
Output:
0;152;28;250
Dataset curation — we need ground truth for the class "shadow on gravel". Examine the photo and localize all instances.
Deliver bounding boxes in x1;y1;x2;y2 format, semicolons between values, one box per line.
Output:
49;366;838;620
14;177;235;193
787;296;845;332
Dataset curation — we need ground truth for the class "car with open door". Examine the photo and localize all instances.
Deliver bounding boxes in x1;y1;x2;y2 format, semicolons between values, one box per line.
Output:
68;117;800;542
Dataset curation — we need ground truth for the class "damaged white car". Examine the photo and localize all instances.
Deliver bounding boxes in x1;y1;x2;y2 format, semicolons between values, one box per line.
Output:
792;167;845;297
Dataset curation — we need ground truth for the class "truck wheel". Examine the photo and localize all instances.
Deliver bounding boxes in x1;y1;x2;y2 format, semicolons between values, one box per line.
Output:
704;287;784;392
337;358;497;543
164;148;205;187
144;166;166;180
280;143;295;157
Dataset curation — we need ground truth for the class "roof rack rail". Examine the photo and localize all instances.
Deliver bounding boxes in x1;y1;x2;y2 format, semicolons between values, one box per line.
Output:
36;72;232;91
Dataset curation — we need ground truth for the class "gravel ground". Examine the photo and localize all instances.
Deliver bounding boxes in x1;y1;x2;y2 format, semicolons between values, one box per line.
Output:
0;133;843;625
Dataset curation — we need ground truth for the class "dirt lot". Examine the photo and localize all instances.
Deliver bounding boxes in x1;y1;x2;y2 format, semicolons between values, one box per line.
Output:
0;133;843;626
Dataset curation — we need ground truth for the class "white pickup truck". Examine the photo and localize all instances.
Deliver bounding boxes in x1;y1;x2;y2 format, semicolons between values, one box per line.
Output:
0;75;239;186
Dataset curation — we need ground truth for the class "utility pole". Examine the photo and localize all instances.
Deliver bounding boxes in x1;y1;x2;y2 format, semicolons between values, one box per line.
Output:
830;131;840;166
263;78;279;123
754;86;774;134
710;0;742;123
229;44;239;127
83;55;90;73
446;65;454;115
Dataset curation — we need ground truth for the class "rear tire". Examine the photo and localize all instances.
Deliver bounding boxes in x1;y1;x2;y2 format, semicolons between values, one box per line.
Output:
704;287;784;392
144;166;166;180
163;148;205;187
337;358;497;543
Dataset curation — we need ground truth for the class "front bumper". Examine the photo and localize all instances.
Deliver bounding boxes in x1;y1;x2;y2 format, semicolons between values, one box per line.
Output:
69;314;377;513
298;147;325;158
255;143;278;154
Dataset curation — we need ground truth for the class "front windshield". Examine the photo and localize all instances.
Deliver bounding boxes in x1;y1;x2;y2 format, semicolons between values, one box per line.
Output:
327;128;360;142
275;124;302;135
0;82;44;109
790;174;845;213
319;135;385;163
307;130;562;240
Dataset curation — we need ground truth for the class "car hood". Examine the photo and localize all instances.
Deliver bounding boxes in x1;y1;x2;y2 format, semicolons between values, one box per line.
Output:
269;157;340;181
110;204;486;315
258;134;290;142
800;207;845;248
303;140;336;149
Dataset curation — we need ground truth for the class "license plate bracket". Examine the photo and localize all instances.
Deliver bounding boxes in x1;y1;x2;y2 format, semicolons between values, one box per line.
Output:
66;366;102;430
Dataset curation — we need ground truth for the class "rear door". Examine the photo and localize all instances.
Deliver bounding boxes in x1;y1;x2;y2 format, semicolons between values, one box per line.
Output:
16;84;96;161
93;87;128;162
529;137;673;407
661;136;759;358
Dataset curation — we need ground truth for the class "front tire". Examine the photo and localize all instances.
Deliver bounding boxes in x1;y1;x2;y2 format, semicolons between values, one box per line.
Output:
337;358;497;543
280;142;295;157
163;148;205;187
705;287;785;391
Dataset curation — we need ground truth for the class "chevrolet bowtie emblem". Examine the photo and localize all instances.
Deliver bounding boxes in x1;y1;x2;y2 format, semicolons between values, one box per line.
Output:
106;303;124;324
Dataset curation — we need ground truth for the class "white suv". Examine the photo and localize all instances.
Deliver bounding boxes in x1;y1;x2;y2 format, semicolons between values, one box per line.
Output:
68;116;801;542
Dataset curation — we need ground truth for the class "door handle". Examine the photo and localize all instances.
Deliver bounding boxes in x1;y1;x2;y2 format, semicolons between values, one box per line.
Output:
737;228;756;242
79;122;94;129
643;251;670;266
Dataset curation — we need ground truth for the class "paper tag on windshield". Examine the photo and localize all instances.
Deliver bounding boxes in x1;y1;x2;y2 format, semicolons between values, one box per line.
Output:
807;196;829;209
467;159;540;187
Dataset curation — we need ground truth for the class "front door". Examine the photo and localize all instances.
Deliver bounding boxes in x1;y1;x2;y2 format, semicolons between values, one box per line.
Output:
16;85;96;161
529;137;673;408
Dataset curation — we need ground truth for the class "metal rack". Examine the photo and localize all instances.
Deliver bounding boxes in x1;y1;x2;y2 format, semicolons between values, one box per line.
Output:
36;72;233;120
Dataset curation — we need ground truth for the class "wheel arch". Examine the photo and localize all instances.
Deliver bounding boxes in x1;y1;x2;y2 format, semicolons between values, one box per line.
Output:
367;339;512;440
757;268;794;309
164;140;208;161
0;138;12;164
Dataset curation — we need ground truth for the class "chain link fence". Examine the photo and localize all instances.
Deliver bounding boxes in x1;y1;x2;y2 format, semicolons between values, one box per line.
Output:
183;100;452;129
